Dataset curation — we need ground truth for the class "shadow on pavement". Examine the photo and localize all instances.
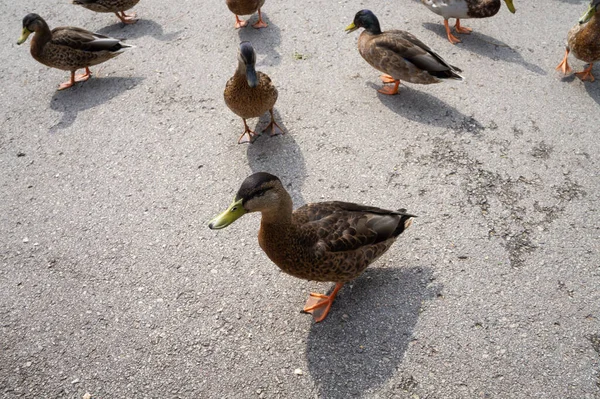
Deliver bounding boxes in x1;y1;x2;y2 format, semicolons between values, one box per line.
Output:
237;12;282;67
376;87;485;134
584;78;600;105
96;19;182;42
246;109;307;206
306;266;439;398
422;22;546;75
49;76;144;132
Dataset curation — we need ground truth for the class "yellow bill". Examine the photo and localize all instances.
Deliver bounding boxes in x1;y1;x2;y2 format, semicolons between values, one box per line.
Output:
579;3;596;24
345;22;358;33
208;199;246;230
17;27;31;45
504;0;516;13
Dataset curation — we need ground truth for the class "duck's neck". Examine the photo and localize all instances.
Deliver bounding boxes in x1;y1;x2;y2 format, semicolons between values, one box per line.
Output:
259;193;294;227
31;21;52;56
234;60;247;79
365;20;382;35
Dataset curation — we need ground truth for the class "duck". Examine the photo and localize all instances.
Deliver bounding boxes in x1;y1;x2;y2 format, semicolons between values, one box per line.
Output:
224;41;282;144
345;10;463;95
420;0;516;44
17;13;134;90
208;172;415;322
226;0;267;29
72;0;140;24
556;0;600;82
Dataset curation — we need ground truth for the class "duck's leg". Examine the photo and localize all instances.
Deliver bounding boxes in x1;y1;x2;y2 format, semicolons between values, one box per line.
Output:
303;283;344;322
377;80;400;95
380;74;396;84
556;48;573;75
238;119;258;144
252;9;268;29
575;63;595;82
263;109;284;136
444;19;462;44
115;11;138;24
235;15;249;29
454;19;472;34
58;71;77;90
74;67;92;83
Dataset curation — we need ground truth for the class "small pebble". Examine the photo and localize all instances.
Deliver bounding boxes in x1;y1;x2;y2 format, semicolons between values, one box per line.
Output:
22;237;29;243
294;368;303;376
83;393;92;399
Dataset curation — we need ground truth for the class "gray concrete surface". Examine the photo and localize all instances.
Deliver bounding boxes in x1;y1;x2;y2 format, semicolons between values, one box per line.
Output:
1;0;599;398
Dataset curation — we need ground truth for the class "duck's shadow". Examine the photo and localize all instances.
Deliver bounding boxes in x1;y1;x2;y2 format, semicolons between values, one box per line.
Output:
306;266;439;398
237;12;282;67
584;77;600;105
96;19;182;42
49;76;144;132
374;85;485;135
246;109;306;205
422;22;546;75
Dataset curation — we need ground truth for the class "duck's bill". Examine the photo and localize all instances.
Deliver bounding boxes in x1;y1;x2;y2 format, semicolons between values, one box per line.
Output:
579;4;596;24
504;0;516;13
345;22;358;33
17;28;31;45
208;199;246;230
246;65;258;88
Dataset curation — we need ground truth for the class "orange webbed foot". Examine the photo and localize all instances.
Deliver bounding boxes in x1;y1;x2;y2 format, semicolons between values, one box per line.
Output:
238;119;258;144
377;80;400;95
74;67;91;83
455;19;472;34
252;9;268;29
575;64;595;82
302;283;344;323
263;110;284;136
235;15;248;29
444;20;462;44
116;11;138;24
556;49;573;75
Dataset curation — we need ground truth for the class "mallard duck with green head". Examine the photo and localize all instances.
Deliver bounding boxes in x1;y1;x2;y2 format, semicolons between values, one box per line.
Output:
345;10;463;95
556;0;600;82
209;172;415;322
224;41;282;143
73;0;140;24
420;0;516;44
226;0;268;29
17;14;133;90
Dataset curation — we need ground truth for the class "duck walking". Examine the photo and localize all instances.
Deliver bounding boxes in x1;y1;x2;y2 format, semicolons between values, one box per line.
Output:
209;173;415;322
345;10;463;95
556;0;600;82
226;0;268;29
17;13;134;90
224;42;282;143
72;0;141;24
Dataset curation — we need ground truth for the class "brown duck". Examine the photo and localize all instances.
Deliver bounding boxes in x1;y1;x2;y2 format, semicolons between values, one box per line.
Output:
209;172;415;322
345;10;463;95
224;41;282;143
73;0;140;24
556;0;600;82
17;14;134;90
226;0;267;29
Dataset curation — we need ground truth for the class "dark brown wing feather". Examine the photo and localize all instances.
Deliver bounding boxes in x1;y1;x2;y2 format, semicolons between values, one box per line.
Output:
50;27;124;52
293;201;414;253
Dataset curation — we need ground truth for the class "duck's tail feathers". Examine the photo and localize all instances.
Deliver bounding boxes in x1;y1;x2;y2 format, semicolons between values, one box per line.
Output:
393;209;416;236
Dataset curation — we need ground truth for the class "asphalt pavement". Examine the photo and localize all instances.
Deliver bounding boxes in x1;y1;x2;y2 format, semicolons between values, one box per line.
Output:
1;0;599;398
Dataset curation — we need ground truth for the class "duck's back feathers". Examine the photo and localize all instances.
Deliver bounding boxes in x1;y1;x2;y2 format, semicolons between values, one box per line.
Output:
359;30;463;83
51;27;133;53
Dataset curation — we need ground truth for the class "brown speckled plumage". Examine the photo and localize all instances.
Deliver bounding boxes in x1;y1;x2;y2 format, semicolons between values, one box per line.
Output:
224;72;277;119
226;0;265;16
569;11;600;64
73;0;140;13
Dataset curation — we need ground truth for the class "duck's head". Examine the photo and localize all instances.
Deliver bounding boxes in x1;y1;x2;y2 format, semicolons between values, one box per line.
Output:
208;173;285;229
503;0;516;14
345;10;382;35
579;0;600;24
238;41;258;88
18;13;44;45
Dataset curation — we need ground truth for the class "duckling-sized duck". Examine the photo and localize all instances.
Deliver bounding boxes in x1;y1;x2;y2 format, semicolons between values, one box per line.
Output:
224;41;282;143
345;10;463;95
556;0;600;82
226;0;267;29
208;172;415;322
420;0;516;44
17;14;133;90
73;0;140;24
